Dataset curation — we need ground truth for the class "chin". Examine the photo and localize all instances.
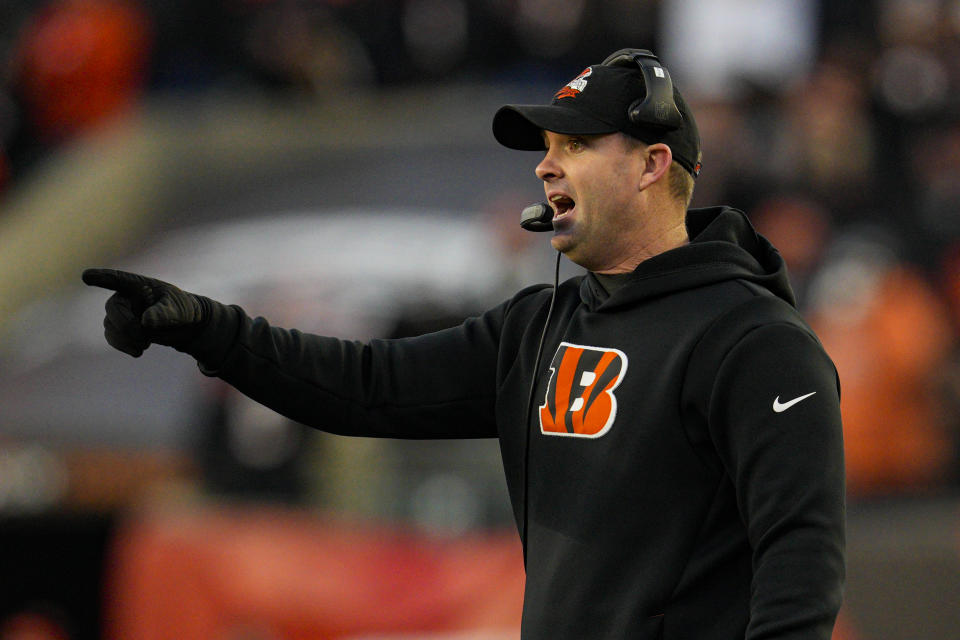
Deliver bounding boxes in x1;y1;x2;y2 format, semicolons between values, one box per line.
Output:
552;243;592;269
550;234;573;254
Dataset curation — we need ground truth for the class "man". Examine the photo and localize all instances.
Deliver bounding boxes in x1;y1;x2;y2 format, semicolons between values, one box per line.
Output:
84;49;845;639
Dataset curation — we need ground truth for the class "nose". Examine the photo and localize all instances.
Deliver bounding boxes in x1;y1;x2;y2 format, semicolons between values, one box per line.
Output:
535;148;562;182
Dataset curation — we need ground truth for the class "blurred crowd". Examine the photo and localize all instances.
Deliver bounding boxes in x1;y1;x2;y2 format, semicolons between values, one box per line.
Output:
1;0;959;501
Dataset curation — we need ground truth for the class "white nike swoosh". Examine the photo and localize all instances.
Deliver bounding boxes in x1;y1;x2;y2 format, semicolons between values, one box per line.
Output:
772;391;817;413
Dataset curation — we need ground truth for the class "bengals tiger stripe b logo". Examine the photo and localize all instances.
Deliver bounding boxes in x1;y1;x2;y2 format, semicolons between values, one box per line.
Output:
538;342;628;438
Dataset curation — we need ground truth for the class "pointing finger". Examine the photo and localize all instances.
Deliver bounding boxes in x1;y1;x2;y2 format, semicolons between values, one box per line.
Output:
82;268;156;301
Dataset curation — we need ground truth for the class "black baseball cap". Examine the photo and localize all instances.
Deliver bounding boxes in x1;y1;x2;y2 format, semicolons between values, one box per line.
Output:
492;52;702;177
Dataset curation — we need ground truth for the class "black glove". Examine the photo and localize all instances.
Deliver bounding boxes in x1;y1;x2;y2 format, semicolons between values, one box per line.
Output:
82;268;212;357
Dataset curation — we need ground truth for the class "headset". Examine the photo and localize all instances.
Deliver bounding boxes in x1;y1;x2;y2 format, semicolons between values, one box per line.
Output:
520;48;683;233
602;48;684;131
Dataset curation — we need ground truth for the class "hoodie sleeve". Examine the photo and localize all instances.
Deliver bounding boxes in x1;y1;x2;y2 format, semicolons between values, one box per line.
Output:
179;297;511;439
706;314;845;640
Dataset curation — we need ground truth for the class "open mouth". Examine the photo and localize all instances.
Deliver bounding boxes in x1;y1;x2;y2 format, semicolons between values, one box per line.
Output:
550;194;576;221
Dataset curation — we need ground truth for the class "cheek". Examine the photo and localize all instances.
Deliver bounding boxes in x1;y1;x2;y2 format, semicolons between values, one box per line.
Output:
592;171;634;212
572;156;634;217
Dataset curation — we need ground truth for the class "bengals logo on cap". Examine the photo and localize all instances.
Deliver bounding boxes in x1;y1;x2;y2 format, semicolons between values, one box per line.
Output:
554;67;593;100
538;342;628;438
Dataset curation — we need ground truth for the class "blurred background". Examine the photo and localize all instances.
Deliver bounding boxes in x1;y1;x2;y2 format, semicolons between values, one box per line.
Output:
0;0;958;638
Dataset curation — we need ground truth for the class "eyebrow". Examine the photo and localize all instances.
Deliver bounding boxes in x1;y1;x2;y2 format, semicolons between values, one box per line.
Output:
541;131;572;147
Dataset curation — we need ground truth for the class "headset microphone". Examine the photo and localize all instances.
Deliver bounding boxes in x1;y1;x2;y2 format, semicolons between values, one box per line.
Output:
520;202;553;232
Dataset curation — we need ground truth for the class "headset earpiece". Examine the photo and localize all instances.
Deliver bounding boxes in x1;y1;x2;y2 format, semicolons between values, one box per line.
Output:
601;48;683;131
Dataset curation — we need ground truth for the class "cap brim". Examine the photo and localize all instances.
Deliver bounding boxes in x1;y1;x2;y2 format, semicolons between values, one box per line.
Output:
492;104;619;150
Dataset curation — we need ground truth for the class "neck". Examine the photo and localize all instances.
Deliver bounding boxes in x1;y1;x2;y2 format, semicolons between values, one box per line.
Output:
595;207;689;275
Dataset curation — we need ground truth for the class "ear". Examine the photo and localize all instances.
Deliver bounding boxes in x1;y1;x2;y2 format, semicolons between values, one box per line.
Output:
639;143;673;191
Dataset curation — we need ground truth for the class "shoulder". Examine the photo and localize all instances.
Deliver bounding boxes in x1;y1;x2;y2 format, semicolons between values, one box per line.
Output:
689;283;831;380
710;279;814;340
681;284;841;430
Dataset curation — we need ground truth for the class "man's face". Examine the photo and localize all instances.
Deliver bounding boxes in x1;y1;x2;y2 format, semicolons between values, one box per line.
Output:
536;131;644;272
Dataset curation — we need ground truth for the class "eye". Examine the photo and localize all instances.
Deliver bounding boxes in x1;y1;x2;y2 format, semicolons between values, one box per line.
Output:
566;137;586;153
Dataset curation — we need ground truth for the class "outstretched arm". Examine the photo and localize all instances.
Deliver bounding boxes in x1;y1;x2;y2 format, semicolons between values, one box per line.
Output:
83;268;504;439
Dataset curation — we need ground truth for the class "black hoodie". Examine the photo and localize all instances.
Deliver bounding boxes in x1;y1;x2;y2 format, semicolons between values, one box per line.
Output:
190;206;845;640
